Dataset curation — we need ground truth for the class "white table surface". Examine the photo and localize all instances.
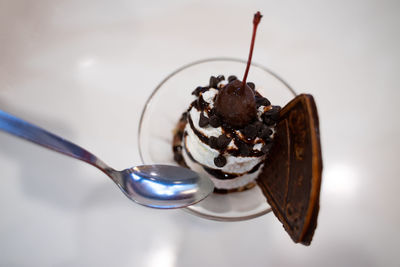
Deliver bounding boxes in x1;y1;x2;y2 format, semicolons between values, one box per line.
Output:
1;0;399;266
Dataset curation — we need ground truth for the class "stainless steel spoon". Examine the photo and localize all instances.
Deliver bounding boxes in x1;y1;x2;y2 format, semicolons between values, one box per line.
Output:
0;110;214;209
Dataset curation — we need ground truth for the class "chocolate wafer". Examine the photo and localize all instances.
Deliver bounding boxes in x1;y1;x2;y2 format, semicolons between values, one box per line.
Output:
257;94;322;245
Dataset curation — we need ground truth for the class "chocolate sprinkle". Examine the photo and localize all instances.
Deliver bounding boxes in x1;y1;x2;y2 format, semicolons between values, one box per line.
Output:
214;154;227;167
199;112;209;127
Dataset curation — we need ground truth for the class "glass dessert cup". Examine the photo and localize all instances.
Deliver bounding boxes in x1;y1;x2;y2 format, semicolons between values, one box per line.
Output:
138;58;296;221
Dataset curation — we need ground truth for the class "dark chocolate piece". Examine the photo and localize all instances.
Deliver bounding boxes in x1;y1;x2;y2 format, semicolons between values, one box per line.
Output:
214;154;227;167
199;112;209;127
217;134;231;149
257;94;322;246
228;75;237;83
256;96;271;107
247;82;255;90
208;136;219;149
243;124;258;139
209;115;222;128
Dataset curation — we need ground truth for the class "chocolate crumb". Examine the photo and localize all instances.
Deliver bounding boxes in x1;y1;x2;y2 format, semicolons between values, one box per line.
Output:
199;112;209;127
214;154;227;167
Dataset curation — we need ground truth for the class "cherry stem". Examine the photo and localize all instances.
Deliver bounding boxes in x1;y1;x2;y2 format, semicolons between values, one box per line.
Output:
242;11;262;90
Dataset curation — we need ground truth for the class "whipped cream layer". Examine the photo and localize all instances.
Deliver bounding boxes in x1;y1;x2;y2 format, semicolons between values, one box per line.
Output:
178;76;279;190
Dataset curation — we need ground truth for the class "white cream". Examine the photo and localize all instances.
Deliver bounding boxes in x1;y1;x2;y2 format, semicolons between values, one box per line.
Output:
180;85;274;190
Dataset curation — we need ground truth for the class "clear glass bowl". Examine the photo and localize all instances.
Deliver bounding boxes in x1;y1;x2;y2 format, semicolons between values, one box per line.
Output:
138;58;296;221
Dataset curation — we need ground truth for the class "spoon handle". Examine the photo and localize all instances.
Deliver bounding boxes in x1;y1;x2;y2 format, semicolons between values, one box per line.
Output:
0;109;112;174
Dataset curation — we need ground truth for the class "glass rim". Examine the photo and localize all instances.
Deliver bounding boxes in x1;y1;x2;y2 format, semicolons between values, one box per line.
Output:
137;57;296;221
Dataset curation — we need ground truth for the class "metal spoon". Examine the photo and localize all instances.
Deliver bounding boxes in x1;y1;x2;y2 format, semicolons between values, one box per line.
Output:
0;110;214;209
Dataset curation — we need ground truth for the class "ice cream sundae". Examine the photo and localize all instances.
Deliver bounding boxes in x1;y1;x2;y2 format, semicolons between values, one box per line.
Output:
171;11;322;245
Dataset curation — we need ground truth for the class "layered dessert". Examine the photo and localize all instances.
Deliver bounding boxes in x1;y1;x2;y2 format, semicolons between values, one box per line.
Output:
173;75;280;192
171;11;322;245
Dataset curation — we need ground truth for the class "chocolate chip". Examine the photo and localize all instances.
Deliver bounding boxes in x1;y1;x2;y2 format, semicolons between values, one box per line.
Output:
239;142;251;156
192;86;202;96
261;143;273;154
209;115;221;128
228;75;237;83
208;136;219;149
217;75;225;82
209;76;219;88
255;96;271;107
272;105;281;111
217;135;231;149
208;108;217;116
247;82;255;90
253;121;263;133
259;127;273;140
214;154;227;167
197;95;208;110
262;115;275;126
243;124;257;139
199;112;209;127
271;113;280;121
263;107;280;122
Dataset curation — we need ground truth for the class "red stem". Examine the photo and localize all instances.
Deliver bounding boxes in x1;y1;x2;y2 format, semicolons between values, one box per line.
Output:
242;12;262;89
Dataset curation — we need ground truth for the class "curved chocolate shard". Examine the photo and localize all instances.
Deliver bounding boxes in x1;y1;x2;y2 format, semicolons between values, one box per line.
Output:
257;94;322;245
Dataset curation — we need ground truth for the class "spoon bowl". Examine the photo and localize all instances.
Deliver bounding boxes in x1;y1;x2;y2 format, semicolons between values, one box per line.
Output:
110;165;214;208
0;110;214;209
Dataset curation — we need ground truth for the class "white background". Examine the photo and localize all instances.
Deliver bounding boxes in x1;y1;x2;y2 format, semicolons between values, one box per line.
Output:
0;0;399;266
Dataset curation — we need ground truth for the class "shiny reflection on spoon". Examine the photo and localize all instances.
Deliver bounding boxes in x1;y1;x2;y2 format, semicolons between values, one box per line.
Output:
121;165;211;208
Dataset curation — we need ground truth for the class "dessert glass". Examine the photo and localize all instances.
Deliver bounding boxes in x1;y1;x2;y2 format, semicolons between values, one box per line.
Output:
138;58;296;221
